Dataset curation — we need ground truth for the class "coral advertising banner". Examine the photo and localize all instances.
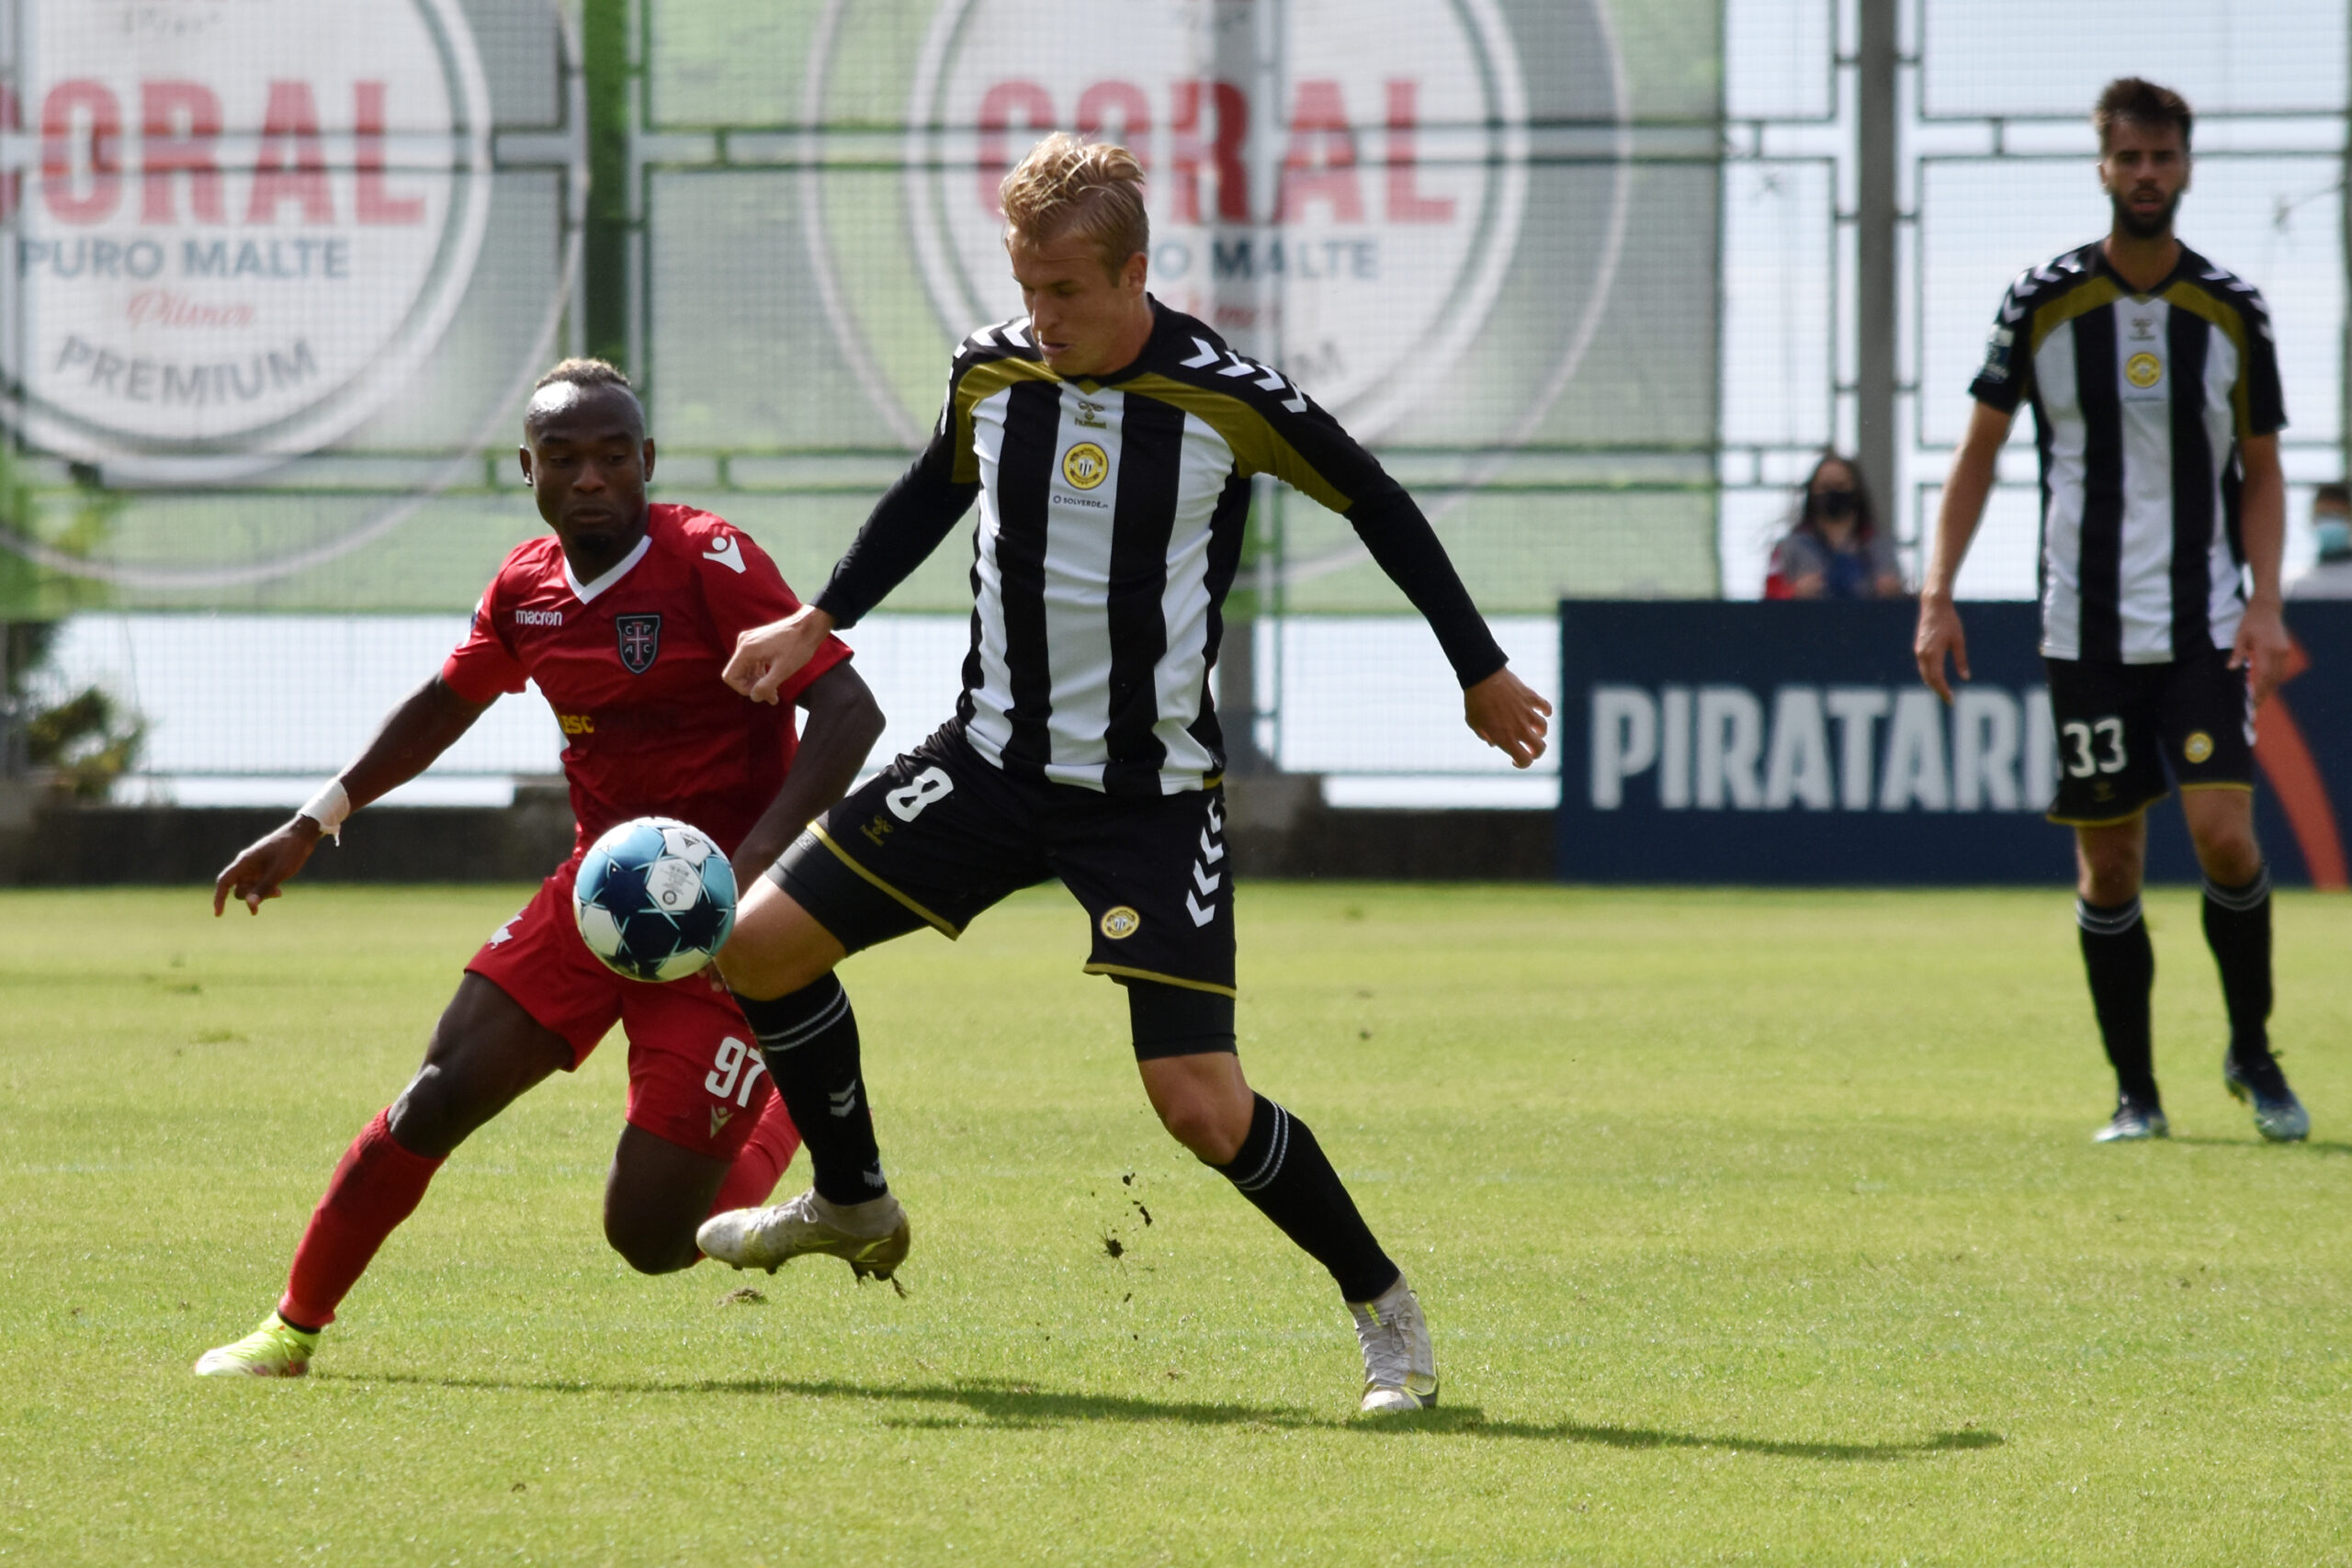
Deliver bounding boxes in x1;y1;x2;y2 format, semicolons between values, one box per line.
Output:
1558;602;2352;887
7;0;492;479
0;0;574;606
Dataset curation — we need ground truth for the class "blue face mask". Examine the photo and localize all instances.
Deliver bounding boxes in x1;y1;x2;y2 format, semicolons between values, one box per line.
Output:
2318;517;2352;563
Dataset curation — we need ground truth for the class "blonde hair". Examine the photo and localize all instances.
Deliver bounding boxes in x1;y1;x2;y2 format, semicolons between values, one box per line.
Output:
999;132;1149;276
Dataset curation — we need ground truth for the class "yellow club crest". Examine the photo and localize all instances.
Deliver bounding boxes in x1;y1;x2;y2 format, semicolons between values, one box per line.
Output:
2184;730;2214;764
2125;352;2162;389
1062;442;1110;490
1099;905;1141;940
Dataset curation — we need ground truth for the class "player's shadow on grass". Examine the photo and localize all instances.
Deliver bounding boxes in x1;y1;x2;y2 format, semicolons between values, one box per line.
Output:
346;1371;1998;1460
2166;1135;2352;1156
1365;1408;2003;1461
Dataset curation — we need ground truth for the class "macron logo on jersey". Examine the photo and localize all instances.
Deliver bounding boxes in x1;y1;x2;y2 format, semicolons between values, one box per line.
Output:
514;608;564;626
702;535;746;574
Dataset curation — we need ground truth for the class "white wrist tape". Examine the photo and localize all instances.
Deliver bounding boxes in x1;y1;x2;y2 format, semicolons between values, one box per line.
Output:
299;779;351;844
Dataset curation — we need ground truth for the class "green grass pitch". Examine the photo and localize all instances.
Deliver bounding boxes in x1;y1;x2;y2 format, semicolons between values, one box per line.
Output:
2;883;2346;1565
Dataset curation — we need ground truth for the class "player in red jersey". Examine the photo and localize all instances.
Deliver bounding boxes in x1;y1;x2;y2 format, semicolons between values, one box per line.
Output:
192;359;884;1377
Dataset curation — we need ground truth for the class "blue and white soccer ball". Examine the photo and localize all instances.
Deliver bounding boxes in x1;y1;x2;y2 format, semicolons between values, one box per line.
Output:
572;817;738;982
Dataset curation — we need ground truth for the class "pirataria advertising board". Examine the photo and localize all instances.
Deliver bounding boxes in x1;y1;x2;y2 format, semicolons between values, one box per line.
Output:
1558;601;2352;887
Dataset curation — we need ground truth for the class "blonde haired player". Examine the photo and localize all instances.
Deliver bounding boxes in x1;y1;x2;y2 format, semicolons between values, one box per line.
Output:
695;133;1550;1413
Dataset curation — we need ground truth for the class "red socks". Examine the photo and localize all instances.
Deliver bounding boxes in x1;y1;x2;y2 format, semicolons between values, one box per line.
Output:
277;1109;443;1331
277;1094;799;1324
708;1090;803;1217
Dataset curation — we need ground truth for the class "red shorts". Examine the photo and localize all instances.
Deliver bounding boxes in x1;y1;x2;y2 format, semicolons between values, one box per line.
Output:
466;857;775;1159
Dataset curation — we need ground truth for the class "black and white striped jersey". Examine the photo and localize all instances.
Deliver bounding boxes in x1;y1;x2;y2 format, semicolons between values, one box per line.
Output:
813;299;1507;795
1971;242;2285;664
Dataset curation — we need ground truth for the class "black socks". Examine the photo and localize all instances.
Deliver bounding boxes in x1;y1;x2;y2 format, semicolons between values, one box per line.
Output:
2077;897;2157;1105
2078;866;2277;1102
1212;1094;1399;1303
730;974;886;1206
2202;864;2273;1064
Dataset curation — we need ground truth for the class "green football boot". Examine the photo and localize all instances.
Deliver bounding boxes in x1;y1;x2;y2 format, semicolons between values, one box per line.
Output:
193;1313;321;1378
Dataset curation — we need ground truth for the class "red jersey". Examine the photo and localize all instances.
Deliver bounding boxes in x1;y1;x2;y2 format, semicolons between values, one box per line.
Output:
442;503;851;857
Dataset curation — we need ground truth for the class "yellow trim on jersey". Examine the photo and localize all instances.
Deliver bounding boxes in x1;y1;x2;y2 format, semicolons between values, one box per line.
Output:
2159;281;2256;439
2027;276;2123;356
2177;780;2256;792
1115;372;1355;514
949;357;1064;484
808;823;963;938
1082;962;1239;998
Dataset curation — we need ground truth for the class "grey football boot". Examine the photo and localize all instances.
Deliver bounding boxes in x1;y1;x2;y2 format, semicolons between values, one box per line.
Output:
1350;1275;1438;1414
2223;1052;2310;1143
697;1190;910;1281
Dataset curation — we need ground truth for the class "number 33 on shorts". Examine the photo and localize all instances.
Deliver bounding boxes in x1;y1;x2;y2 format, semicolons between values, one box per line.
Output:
2061;717;2126;777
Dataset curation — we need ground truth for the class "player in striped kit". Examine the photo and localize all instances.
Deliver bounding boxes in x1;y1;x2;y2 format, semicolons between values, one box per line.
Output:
695;133;1552;1414
1916;78;2309;1144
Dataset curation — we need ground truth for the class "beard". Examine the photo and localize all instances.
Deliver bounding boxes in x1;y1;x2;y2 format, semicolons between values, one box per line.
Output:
2110;188;2180;241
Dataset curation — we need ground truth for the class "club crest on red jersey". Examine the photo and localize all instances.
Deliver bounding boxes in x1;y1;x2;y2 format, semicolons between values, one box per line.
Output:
616;614;662;674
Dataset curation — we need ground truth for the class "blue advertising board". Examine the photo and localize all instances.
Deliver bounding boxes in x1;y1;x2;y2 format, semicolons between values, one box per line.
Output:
1556;600;2352;886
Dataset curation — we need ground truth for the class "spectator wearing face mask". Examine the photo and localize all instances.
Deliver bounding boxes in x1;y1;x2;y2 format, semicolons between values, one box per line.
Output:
1763;453;1903;600
2287;483;2352;598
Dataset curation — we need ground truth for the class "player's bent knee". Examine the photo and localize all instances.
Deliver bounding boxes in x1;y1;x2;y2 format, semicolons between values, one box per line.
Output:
1153;1097;1246;1164
604;1213;699;1275
2074;830;2144;904
2078;863;2143;903
2183;814;2261;884
605;1125;730;1271
1132;983;1251;1164
714;938;841;1001
393;991;571;1156
387;1060;533;1159
2197;838;2263;886
385;1066;476;1159
717;879;846;999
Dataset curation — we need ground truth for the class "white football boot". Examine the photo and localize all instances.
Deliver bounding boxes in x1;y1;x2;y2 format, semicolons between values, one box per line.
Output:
1350;1275;1438;1414
193;1313;320;1377
697;1190;910;1282
2093;1097;2170;1143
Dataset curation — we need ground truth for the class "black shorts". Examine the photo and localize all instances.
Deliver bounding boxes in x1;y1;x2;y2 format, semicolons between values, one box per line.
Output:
2043;649;2255;826
773;723;1236;997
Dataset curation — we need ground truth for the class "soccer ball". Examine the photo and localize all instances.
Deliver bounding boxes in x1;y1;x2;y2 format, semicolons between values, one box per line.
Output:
573;817;738;982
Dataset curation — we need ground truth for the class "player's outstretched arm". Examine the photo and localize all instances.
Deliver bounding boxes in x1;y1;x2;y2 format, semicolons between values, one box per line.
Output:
211;675;492;915
1916;400;2014;702
1465;666;1552;769
2230;433;2292;704
731;661;887;882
